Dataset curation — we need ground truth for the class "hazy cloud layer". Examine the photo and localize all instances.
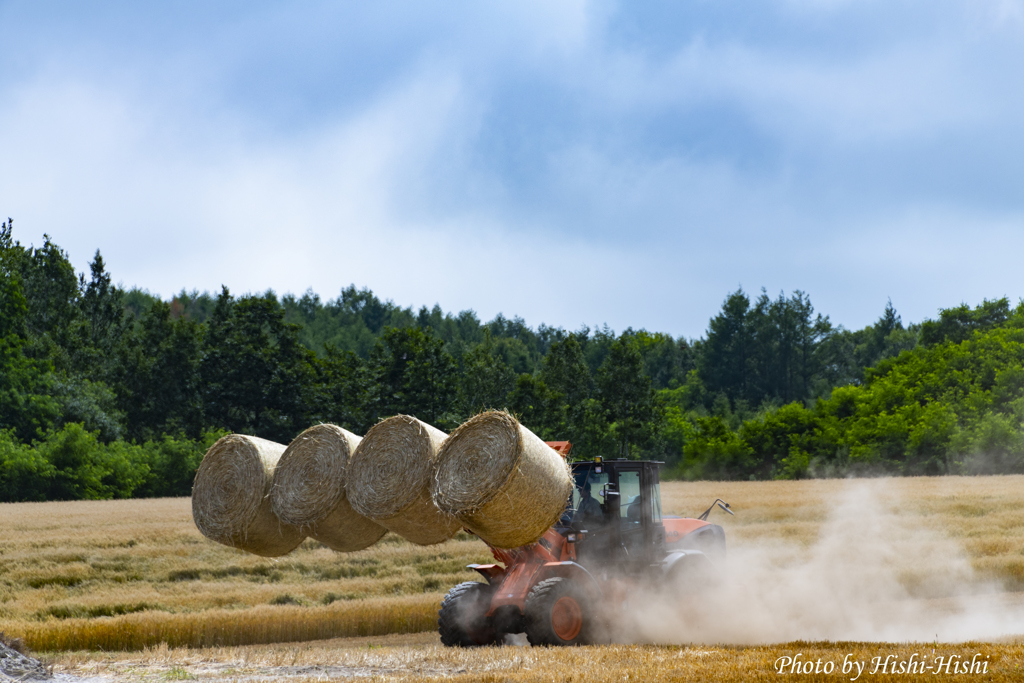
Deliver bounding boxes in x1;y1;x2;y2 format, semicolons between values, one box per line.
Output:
2;0;1023;336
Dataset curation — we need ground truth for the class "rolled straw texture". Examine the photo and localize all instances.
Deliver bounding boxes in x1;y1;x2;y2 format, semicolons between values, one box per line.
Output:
270;424;386;552
346;415;461;545
192;434;306;557
431;410;572;549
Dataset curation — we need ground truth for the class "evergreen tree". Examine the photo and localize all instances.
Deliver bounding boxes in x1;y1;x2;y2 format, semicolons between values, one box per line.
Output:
368;326;458;428
19;235;81;365
117;300;205;440
539;335;600;446
200;290;316;441
0;219;60;440
458;331;516;418
698;288;752;405
597;336;655;458
308;345;372;433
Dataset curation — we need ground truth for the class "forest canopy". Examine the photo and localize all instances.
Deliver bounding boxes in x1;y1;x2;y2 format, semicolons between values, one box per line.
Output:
2;219;1023;501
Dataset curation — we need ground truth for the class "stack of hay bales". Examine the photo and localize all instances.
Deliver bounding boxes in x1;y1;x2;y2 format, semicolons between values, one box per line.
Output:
346;415;461;545
431;410;572;549
191;434;306;557
193;410;573;556
270;424;387;552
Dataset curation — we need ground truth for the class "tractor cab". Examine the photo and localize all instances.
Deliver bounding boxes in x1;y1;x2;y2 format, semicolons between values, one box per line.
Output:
560;458;667;572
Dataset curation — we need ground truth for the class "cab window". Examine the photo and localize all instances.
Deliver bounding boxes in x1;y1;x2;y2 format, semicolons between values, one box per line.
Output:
569;469;608;527
649;479;662;523
619;471;641;525
572;471;608;509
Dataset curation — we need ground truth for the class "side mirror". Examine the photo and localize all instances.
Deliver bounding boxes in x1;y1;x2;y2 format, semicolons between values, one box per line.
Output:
698;498;735;521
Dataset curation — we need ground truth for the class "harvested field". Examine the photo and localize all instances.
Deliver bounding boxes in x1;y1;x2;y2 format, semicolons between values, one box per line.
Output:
40;633;1024;682
0;499;490;652
1;475;1023;663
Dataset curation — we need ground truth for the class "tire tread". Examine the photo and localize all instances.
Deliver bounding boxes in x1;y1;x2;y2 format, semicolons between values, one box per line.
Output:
524;577;591;646
438;581;495;647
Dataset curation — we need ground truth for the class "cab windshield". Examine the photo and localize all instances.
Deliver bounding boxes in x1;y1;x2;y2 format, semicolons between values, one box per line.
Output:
558;463;608;529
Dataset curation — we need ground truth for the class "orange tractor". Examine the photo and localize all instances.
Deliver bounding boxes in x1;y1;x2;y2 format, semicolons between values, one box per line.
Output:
438;445;733;646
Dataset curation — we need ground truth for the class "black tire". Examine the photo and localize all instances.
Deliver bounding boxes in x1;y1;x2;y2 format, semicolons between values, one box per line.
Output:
524;577;593;646
438;581;496;647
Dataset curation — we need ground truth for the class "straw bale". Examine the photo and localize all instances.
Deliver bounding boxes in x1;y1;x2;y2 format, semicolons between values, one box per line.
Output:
271;424;386;552
191;434;306;557
431;410;572;549
347;415;461;545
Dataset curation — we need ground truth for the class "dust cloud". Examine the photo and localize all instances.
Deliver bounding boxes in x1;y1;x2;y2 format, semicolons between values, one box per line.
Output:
623;482;1024;644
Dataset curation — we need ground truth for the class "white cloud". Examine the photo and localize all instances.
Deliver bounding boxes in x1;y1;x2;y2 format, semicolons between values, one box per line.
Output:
2;1;1024;338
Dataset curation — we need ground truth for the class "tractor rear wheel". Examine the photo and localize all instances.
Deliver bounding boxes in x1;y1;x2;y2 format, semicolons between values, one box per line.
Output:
438;581;497;647
524;577;592;646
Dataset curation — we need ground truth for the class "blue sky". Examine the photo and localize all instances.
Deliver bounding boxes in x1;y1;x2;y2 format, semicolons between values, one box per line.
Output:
2;0;1023;338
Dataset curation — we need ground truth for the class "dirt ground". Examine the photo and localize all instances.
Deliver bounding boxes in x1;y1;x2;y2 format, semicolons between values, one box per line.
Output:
34;631;1024;683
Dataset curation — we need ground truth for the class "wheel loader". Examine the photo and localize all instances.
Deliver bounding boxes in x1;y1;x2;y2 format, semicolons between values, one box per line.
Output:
438;444;733;646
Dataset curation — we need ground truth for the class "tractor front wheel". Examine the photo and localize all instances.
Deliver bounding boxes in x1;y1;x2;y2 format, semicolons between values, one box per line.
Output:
438;581;497;647
524;577;592;646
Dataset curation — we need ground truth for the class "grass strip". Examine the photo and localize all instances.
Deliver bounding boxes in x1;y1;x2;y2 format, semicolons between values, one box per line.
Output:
11;594;441;652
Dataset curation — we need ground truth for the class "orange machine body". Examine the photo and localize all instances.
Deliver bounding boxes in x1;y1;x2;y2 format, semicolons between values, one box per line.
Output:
473;519;713;617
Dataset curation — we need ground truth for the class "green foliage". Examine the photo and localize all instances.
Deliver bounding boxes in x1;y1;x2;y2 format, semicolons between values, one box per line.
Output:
507;373;552;437
122;287;162;319
627;329;694;390
0;425;223;502
369;326;458;428
201;289;317;442
540;336;592;437
18;235;81;354
0;226;29;339
117;300;204;440
1;232;61;441
678;325;1024;479
821;299;919;387
32;423;148;500
0;429;56;501
134;429;230;497
457;331;516;418
919;297;1014;347
282;286;405;359
698;288;834;408
679;416;755;480
698;288;752;405
51;375;125;442
0;334;60;441
739;402;820;479
6;218;1024;498
949;409;1024;475
597;337;656;458
308;345;372;433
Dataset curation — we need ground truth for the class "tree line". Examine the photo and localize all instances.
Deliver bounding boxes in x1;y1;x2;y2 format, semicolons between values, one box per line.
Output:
2;219;1022;501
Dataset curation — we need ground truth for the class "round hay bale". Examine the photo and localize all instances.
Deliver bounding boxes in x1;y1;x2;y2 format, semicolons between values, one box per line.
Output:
192;434;306;557
270;424;386;552
431;410;572;549
347;415;461;545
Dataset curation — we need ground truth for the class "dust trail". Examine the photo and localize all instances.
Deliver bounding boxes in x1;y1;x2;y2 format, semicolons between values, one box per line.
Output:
625;481;1024;644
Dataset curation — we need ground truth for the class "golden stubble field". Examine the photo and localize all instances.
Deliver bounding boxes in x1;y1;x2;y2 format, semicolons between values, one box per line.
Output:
2;475;1024;681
